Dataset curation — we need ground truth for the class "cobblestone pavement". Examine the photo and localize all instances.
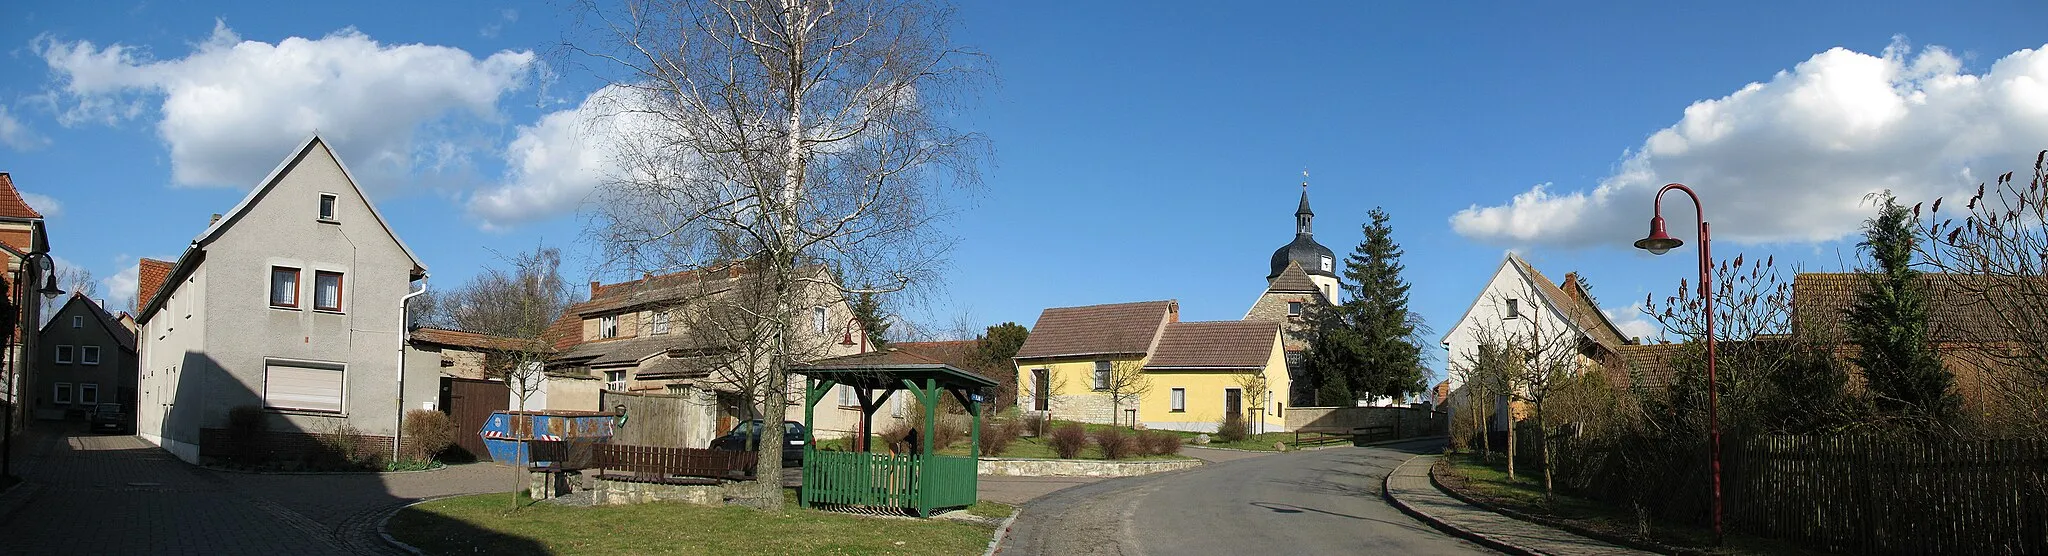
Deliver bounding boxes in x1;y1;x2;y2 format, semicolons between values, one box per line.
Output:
1385;454;1651;556
0;425;516;555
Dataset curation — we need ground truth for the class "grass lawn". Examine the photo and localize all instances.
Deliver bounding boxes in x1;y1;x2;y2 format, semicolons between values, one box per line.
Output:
1438;453;1826;555
388;491;1001;555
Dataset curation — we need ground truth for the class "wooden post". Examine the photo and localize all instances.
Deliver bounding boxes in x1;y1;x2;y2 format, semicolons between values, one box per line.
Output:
800;377;833;509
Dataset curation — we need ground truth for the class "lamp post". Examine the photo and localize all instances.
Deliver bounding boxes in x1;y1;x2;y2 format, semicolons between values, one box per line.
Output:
3;251;63;480
1632;183;1722;543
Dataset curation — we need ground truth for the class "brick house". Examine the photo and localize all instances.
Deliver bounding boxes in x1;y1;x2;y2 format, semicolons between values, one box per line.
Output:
0;173;53;437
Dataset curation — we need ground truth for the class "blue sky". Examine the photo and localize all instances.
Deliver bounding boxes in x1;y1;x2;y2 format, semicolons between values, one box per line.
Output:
5;1;2048;384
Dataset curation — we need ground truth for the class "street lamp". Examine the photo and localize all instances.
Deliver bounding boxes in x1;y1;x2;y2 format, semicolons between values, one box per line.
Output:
1633;183;1722;543
3;251;61;480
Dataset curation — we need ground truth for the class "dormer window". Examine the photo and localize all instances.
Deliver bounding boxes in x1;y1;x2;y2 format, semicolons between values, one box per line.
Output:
599;315;619;339
319;194;337;221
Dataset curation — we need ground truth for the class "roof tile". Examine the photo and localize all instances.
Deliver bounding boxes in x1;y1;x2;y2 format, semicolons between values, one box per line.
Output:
0;174;44;219
136;258;173;315
1143;320;1280;369
1014;300;1176;360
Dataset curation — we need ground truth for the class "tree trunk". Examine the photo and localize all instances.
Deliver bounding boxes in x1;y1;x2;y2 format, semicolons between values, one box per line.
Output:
1504;395;1517;481
1537;403;1553;499
1475;387;1491;460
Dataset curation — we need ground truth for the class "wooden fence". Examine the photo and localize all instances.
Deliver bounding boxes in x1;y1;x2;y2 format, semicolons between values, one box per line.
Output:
602;389;718;449
1729;434;2048;555
592;443;756;483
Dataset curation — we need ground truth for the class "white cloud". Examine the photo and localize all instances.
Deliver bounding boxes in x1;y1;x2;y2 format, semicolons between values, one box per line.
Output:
35;20;536;190
1605;304;1664;343
468;85;649;230
481;9;519;38
1453;38;2048;248
101;263;139;313
18;191;60;218
0;105;46;150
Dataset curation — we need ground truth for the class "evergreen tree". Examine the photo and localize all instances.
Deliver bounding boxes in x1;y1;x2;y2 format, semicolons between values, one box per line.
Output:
1300;306;1360;405
849;290;891;350
1342;208;1428;401
1846;192;1959;428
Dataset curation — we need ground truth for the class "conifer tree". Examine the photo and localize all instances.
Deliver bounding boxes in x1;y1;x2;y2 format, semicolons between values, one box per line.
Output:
1344;208;1428;401
1847;192;1958;429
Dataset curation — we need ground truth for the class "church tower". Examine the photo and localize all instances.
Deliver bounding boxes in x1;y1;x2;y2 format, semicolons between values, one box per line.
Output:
1267;186;1341;302
1245;180;1342;407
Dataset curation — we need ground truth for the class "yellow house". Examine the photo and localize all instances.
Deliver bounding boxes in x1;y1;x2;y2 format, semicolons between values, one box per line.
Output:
1013;300;1291;433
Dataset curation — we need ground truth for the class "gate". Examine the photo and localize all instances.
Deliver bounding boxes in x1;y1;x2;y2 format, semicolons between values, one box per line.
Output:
443;378;509;461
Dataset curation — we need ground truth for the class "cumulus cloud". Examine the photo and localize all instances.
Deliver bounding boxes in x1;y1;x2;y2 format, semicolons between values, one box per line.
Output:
0;105;46;150
18;191;60;218
468;85;649;230
1453;38;2048;247
1605;304;1664;343
102;263;139;313
35;20;535;190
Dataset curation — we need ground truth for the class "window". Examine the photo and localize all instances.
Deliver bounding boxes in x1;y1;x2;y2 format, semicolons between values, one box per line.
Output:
81;346;100;366
271;267;300;308
264;361;345;413
838;384;858;407
1032;369;1050;411
605;370;626;392
1319;255;1333;272
319;193;337;221
650;311;671;335
71;315;83;328
812;306;828;334
598;315;618;339
1170;388;1186;412
54;383;72;405
1505;298;1521;319
314;271;343;311
1287;301;1303;317
78;383;99;405
1093;361;1111;390
54;344;74;364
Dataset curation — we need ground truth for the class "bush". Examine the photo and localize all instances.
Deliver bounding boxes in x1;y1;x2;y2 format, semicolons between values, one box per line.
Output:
311;421;384;471
1217;414;1249;443
1023;412;1050;437
1048;423;1089;459
1140;431;1183;456
1092;427;1135;460
978;419;1021;456
402;410;459;462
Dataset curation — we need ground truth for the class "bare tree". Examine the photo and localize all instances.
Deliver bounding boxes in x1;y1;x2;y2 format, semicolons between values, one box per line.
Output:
41;266;95;319
1234;371;1271;435
570;0;988;509
1103;359;1151;428
1918;150;2048;436
1450;338;1506;459
436;246;573;509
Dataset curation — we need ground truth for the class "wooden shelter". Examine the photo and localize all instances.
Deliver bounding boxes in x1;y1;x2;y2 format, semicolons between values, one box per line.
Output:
792;349;998;517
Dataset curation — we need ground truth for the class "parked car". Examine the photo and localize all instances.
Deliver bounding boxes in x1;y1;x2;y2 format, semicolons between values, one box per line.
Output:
88;403;129;434
709;420;807;466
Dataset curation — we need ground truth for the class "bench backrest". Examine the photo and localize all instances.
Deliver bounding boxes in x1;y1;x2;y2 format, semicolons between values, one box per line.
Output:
594;443;757;479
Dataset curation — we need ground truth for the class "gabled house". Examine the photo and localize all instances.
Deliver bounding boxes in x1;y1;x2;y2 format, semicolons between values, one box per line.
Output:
0;173;53;433
32;295;137;421
541;262;887;443
134;136;435;464
1440;252;1632;429
1014;300;1291;432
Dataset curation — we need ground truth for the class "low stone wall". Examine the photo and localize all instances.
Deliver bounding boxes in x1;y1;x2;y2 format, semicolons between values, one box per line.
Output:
529;471;733;506
977;457;1202;477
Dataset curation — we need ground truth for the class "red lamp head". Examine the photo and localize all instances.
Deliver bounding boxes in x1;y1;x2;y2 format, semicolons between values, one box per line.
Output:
1634;215;1683;255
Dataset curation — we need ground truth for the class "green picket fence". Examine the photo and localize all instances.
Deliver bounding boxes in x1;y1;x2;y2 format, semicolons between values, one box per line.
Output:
801;450;978;516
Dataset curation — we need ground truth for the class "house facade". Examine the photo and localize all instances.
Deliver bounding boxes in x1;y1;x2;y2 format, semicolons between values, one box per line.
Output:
0;173;52;436
541;263;888;443
32;295;138;421
135;136;437;464
1440;252;1631;430
1014;300;1291;432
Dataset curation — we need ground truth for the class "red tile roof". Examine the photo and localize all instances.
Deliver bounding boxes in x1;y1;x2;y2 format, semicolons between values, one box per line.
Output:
896;340;1011;383
411;327;548;353
0;174;44;219
1014;300;1177;360
136;258;173;315
1792;272;2037;343
1143;320;1281;369
1510;256;1630;352
1614;342;1688;391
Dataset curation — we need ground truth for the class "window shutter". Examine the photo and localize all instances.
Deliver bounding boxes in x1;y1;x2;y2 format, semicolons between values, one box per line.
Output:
266;363;344;412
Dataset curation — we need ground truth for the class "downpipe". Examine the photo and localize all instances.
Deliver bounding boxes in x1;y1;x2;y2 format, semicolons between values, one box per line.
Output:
394;277;429;463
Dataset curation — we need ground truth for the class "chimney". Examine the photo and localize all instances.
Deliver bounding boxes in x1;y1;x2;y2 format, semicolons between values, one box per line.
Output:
1561;272;1580;299
209;213;222;226
589;281;602;297
1167;300;1179;323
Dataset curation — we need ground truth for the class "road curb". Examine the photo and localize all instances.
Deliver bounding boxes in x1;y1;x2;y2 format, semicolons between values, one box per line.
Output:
1427;459;1692;555
1382;454;1538;556
981;506;1021;556
377;494;477;555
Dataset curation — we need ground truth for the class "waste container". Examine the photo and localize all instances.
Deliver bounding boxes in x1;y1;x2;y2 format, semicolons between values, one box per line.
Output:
480;410;618;468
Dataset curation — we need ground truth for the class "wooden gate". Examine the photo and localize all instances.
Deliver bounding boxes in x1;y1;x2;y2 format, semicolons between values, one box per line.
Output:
443;378;509;462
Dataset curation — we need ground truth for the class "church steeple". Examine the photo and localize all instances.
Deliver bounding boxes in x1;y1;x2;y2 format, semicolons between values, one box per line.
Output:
1295;184;1314;236
1269;173;1338;281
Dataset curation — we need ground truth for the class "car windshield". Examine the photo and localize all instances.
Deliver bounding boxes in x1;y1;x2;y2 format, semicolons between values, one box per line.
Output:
96;404;121;414
730;420;801;436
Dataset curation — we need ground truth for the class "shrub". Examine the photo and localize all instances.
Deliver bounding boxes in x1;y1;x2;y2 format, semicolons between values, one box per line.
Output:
1023;412;1050;437
1048;423;1089;459
978;419;1021;456
312;421;384;471
1217;414;1249;443
402;410;459;462
1141;431;1183;456
1092;427;1135;460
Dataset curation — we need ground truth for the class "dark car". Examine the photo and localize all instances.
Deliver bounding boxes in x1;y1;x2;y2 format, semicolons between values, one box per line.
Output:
709;420;808;466
88;403;129;434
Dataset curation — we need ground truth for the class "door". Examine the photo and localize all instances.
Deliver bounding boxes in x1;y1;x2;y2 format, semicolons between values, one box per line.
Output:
1224;388;1243;421
444;378;510;462
1032;369;1050;411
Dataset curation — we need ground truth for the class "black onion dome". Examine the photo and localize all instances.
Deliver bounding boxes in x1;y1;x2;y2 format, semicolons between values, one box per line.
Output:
1269;236;1337;279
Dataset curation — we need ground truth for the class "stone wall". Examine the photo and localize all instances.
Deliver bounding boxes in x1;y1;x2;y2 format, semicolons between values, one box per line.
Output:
977;457;1202;477
1285;405;1447;438
530;471;732;506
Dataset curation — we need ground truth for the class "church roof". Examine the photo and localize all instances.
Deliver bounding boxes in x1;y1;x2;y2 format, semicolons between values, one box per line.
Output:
1266;261;1322;293
1269;235;1337;280
1296;189;1313;216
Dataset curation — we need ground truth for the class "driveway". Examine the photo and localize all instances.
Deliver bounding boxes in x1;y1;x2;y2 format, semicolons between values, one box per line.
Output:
0;425;516;555
1004;438;1495;555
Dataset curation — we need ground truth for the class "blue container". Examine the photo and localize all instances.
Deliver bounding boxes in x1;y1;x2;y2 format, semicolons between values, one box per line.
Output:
479;410;619;467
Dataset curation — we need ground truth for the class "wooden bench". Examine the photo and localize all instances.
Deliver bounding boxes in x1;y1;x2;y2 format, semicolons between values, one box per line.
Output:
593;443;758;485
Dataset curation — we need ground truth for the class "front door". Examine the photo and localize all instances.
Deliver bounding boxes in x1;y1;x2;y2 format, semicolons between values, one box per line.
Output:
1032;369;1050;411
1224;388;1243;421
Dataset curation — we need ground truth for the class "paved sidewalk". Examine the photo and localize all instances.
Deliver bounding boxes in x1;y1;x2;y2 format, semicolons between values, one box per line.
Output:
1384;454;1651;556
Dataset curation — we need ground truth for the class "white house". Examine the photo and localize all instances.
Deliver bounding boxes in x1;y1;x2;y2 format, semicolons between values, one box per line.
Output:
135;136;436;464
1438;252;1631;430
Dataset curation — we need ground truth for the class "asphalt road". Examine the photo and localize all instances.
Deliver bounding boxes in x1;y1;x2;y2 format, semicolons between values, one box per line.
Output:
1004;439;1495;555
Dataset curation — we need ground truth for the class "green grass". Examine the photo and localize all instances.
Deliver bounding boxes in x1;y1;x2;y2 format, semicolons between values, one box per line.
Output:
388;491;997;556
1440;454;1826;555
964;501;1015;519
816;424;1195;460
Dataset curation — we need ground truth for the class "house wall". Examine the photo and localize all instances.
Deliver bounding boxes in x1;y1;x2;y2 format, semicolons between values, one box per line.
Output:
1440;259;1581;392
1014;356;1140;425
32;300;138;420
139;266;209;462
1138;335;1292;433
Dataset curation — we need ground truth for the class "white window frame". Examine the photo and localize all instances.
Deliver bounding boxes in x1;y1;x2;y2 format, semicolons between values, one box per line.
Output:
81;346;101;366
605;370;626;392
1320;255;1333;272
72;315;83;328
262;359;346;414
54;382;73;405
1170;388;1186;412
838;384;858;407
650;311;671;335
599;315;618;339
812;306;828;334
319;193;338;221
1093;360;1111;391
54;344;73;364
78;383;99;405
1287;301;1303;317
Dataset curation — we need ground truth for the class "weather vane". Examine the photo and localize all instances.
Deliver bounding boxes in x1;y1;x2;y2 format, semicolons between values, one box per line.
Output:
1301;168;1309;192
